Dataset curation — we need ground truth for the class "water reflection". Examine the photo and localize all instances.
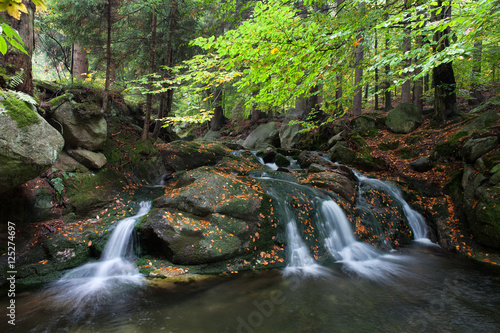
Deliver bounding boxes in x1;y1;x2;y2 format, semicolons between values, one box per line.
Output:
2;243;500;333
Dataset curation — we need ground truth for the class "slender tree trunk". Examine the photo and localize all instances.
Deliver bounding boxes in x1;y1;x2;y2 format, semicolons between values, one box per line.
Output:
413;33;424;113
210;84;224;131
153;2;176;141
432;0;457;123
0;0;35;94
142;8;157;141
401;14;412;103
102;0;113;113
72;43;89;80
468;40;485;105
352;34;364;116
384;11;392;110
374;30;379;110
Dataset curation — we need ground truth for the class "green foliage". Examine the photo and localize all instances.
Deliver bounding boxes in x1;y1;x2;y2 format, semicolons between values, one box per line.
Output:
0;21;26;55
50;169;76;204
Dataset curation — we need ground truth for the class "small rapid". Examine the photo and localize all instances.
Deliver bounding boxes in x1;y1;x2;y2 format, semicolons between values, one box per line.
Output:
44;201;152;316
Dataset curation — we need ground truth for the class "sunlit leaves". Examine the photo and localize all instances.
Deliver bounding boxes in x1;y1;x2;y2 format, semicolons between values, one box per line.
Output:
0;22;27;54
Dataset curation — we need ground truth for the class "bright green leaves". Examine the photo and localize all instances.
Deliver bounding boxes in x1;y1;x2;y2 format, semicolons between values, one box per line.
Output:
0;22;26;54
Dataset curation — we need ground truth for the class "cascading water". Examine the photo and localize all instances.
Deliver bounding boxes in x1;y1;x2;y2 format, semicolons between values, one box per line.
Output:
316;199;406;280
354;172;430;241
268;189;329;277
46;201;152;314
255;173;406;280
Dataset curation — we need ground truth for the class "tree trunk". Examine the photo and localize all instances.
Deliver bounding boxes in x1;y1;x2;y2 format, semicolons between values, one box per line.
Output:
432;0;457;123
0;0;35;95
153;2;176;141
142;8;157;141
210;84;224;131
383;8;392;111
413;34;424;113
468;40;485;106
374;30;379;110
102;0;113;113
352;34;364;116
401;14;412;104
72;43;89;80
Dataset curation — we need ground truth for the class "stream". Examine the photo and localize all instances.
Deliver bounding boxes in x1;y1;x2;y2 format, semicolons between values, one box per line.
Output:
2;164;500;332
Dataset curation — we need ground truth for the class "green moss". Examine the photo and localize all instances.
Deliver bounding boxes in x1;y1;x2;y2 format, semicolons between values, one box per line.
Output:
48;93;73;110
3;96;40;128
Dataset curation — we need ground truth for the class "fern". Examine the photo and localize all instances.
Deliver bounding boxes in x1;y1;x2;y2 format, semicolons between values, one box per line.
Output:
7;68;26;89
7;89;38;106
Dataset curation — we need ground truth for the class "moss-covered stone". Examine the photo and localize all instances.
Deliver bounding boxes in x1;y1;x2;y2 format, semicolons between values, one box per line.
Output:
3;95;40;128
385;103;423;134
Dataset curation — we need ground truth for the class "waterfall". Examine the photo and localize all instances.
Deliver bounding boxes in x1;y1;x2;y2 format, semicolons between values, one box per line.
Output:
316;200;405;280
252;151;279;170
257;176;405;280
355;172;429;241
47;201;151;313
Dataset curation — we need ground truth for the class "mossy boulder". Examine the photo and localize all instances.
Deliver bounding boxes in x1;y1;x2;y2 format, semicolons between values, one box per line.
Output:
49;100;107;151
469;185;500;249
462;136;499;163
385;103;423;134
139;168;273;265
244;122;280;149
330;142;387;172
0;95;64;195
157;140;231;172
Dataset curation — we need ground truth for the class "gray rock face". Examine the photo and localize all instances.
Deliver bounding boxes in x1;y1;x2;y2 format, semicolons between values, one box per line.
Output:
279;108;304;149
67;148;107;169
157;140;230;172
243;122;279;149
0;112;64;195
462;136;498;163
385;103;423;134
51;101;107;150
139;168;271;264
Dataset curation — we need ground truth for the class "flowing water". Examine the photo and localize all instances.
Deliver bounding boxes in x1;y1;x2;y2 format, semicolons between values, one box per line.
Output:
30;201;152;320
2;172;500;332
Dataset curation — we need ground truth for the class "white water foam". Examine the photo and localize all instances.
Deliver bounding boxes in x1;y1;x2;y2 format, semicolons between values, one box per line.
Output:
318;200;406;280
355;172;429;240
47;201;152;313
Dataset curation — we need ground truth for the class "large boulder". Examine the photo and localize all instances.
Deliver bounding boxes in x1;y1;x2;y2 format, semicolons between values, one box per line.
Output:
385;103;423;134
462;136;498;163
67;147;107;170
157;140;231;172
139;168;273;264
0;96;64;195
50;98;107;150
243;122;279;149
279;108;304;149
